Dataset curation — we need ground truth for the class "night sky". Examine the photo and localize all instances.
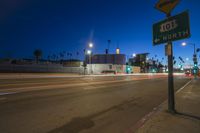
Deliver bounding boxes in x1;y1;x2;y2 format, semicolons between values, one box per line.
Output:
1;0;200;65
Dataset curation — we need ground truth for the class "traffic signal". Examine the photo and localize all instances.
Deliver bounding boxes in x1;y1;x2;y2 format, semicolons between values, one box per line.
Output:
152;68;156;73
193;62;198;75
126;66;131;73
178;64;183;68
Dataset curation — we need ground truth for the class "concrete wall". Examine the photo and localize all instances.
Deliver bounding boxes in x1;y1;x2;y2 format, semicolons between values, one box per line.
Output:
0;64;84;74
0;64;126;75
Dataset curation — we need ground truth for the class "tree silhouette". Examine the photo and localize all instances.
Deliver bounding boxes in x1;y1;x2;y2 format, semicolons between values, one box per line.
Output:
33;49;42;64
47;55;51;61
59;52;64;60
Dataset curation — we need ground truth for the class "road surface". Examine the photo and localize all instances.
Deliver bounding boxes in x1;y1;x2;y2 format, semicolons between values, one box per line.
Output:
0;74;190;133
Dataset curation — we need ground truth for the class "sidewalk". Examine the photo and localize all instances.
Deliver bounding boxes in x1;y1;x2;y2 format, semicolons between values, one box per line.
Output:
136;78;200;133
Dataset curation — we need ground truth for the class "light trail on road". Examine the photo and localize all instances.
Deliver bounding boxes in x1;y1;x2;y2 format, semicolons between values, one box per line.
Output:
0;74;190;133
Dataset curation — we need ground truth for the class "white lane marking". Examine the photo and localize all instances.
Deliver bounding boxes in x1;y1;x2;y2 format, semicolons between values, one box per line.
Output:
83;81;140;90
0;92;17;96
176;80;192;94
87;73;184;77
0;79;142;94
0;73;184;79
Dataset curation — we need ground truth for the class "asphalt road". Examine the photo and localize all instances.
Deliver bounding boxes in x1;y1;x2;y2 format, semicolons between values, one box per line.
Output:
0;75;190;133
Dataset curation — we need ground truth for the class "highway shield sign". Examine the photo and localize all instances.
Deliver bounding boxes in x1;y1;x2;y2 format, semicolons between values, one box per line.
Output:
155;0;180;14
153;11;190;45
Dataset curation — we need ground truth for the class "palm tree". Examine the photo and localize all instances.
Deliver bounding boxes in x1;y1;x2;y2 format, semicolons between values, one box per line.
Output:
53;54;56;61
76;52;79;60
33;49;42;64
63;51;66;60
67;52;70;59
47;55;51;61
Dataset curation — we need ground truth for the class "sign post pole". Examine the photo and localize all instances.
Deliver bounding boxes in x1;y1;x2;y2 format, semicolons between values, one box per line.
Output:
167;42;175;113
167;13;175;113
154;0;190;114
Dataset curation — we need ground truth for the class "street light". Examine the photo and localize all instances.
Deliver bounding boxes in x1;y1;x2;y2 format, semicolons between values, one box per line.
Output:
87;50;92;75
181;42;187;46
87;50;92;55
132;53;136;57
181;42;196;54
182;42;199;78
89;43;93;48
85;42;94;74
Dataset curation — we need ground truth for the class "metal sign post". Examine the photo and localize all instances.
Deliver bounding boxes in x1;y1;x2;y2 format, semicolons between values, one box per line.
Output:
154;0;191;113
167;13;176;113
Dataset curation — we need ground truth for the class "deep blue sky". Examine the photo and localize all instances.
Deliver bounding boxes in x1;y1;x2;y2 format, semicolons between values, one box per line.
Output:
1;0;200;64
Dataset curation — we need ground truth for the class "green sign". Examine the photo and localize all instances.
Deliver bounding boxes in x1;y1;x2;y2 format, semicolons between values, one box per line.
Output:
153;11;190;45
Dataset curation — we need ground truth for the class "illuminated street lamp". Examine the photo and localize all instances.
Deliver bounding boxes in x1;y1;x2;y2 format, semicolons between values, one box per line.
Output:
89;43;93;48
181;42;187;46
87;50;92;74
85;42;94;74
182;42;199;78
87;41;94;75
83;42;94;75
87;50;92;55
181;42;196;54
88;43;94;74
132;53;136;57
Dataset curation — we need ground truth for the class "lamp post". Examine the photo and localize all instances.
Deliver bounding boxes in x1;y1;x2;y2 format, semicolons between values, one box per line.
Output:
87;50;92;55
182;42;199;78
88;42;94;74
87;50;92;75
182;42;196;55
89;43;93;48
181;42;198;62
146;57;150;73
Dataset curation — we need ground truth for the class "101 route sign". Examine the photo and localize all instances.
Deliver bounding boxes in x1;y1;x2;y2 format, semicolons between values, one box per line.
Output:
155;0;180;14
153;11;190;45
